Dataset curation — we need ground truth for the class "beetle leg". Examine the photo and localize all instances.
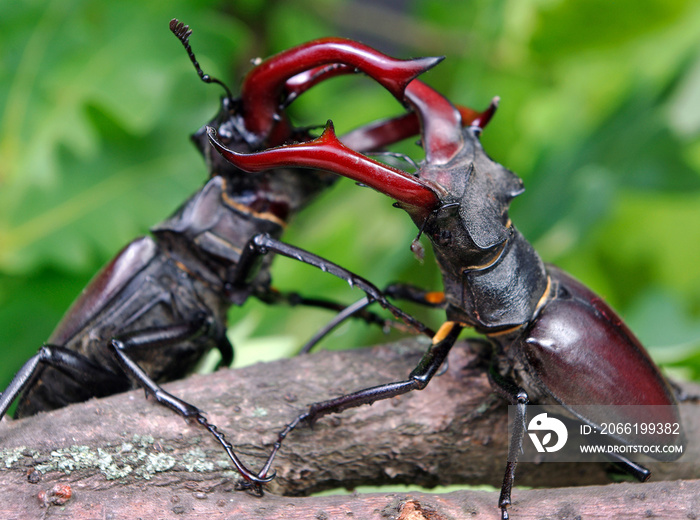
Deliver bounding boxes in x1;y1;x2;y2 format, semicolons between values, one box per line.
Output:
298;296;375;354
0;346;126;420
667;378;700;403
108;316;272;486
385;282;447;308
232;233;432;338
215;330;234;368
298;294;439;355
256;322;463;480
486;362;529;520
255;287;394;334
299;282;446;355
607;454;650;481
499;391;528;520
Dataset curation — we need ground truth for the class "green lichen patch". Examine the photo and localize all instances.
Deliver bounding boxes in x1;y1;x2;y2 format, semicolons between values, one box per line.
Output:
181;446;215;472
252;407;268;418
136;451;177;479
1;434;220;481
0;446;32;468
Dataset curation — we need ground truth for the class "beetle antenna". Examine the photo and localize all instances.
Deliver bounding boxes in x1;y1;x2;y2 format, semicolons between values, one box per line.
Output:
169;19;234;100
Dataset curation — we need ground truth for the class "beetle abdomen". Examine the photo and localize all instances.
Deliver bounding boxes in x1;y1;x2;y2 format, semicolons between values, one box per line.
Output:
519;265;683;457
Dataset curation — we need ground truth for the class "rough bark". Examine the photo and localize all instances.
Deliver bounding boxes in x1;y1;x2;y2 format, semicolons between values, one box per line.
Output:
1;339;698;519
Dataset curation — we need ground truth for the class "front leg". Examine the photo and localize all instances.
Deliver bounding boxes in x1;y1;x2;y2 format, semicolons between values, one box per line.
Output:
233;234;432;337
0;346;127;419
385;282;447;309
108;315;272;487
255;321;463;480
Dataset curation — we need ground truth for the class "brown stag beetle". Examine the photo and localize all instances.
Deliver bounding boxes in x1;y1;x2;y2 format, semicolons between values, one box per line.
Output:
207;69;685;516
0;21;443;488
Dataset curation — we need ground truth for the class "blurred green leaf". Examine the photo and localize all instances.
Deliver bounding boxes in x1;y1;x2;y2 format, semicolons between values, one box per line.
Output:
531;0;692;56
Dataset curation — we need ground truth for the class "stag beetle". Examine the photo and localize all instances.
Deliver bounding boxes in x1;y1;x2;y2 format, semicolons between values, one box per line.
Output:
0;21;442;486
208;67;685;516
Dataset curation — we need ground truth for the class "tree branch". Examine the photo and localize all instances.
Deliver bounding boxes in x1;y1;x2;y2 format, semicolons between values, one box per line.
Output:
1;339;698;519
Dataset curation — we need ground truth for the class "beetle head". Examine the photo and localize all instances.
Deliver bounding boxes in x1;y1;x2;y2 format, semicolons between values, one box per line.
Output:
400;80;524;253
412;129;524;257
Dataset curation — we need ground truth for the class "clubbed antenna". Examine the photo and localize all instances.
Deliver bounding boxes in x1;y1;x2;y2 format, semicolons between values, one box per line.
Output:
169;19;234;100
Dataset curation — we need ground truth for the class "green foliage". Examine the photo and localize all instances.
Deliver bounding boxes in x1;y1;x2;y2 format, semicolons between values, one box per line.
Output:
2;0;700;395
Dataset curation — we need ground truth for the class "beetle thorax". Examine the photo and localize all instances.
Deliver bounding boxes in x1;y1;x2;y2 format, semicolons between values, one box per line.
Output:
416;132;547;331
192;99;338;221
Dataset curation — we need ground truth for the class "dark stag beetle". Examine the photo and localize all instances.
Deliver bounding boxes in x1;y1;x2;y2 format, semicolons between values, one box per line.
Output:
207;73;685;516
0;21;442;487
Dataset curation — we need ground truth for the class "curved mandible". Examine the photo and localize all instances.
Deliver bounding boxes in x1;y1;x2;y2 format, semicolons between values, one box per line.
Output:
207;122;440;218
284;63;356;105
284;64;497;151
403;80;464;164
402;81;500;165
469;96;499;131
340;96;500;152
241;38;443;137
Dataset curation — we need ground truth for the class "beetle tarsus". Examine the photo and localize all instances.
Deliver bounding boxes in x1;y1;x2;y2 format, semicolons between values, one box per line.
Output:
107;321;269;482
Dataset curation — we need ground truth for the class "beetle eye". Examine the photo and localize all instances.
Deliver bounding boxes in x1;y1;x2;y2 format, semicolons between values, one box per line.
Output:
435;229;452;246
